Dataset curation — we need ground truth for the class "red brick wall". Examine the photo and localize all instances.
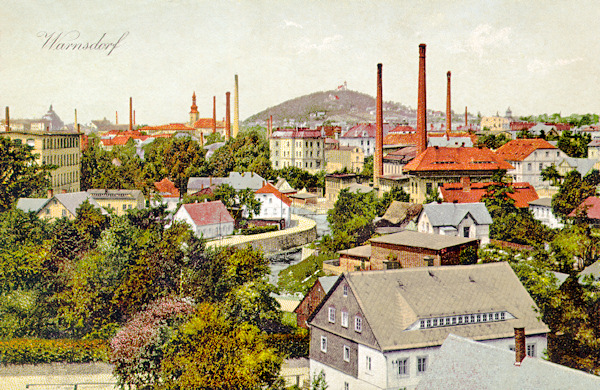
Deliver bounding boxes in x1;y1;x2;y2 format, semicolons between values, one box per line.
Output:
295;283;326;329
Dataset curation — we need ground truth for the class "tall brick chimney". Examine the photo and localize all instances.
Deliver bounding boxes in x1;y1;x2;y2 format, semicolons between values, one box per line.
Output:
465;106;468;128
417;44;427;155
74;108;78;133
515;327;526;364
129;97;133;131
269;115;273;137
225;91;231;140
5;106;9;132
446;71;451;140
116;111;118;125
133;110;136;126
374;63;383;186
233;74;239;138
212;96;217;134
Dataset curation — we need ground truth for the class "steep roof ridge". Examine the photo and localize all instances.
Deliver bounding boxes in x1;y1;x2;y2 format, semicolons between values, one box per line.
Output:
344;273;383;351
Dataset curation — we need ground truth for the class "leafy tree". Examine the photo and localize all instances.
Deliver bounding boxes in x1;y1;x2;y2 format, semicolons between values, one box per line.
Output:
475;133;511;149
0;136;54;211
209;129;273;179
74;200;109;251
557;130;591;158
213;184;261;219
158;303;282;390
326;188;378;251
541;164;563;186
424;187;442;204
377;186;410;216
162;137;209;198
552;170;596;219
276;166;324;191
204;132;224;146
359;155;373;181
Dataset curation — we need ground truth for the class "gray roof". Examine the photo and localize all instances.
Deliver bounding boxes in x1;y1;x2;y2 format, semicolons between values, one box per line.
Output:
428;136;473;148
341;262;549;351
560;157;596;177
416;334;600;390
318;276;339;294
87;189;142;200
338;245;371;259
54;192;106;217
422;202;493;227
579;260;600;281
529;197;552;207
346;183;374;194
187;172;266;192
16;198;48;213
379;201;422;225
370;230;478;251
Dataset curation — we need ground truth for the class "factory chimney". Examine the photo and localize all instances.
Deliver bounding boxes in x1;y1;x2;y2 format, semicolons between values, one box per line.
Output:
133;110;136;126
5;106;9;132
375;63;383;186
269;115;273;137
446;71;451;140
74;109;78;133
225;92;231;140
465;106;468;128
233;74;240;138
212;96;217;134
417;44;427;155
129;97;133;131
116;111;118;125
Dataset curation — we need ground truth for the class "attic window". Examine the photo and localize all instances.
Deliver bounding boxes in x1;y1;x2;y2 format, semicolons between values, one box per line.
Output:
414;311;513;330
472;161;494;164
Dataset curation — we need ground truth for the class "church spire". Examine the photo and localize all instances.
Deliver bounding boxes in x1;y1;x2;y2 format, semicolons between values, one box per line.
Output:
189;91;199;125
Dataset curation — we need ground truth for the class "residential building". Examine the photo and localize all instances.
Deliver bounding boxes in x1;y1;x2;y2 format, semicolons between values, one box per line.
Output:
325;174;358;203
173;201;234;239
3;127;82;194
416;334;600;390
383;146;416;176
402;147;513;204
273;177;297;195
481;115;510;131
270;129;325;173
417;202;492;245
325;145;364;173
295;276;338;329
308;262;549;390
253;182;292;228
86;189;145;216
439;181;539;208
153;177;180;211
495;139;566;188
556;156;596;177
568;196;600;228
339;123;394;157
36;192;107;220
529;198;563;229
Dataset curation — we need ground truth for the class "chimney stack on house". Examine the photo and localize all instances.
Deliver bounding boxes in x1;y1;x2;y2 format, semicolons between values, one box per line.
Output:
461;176;471;192
129;97;133;131
446;71;451;140
212;96;217;134
5;106;9;132
233;74;240;138
417;44;427;155
225;92;231;140
374;63;384;186
515;327;526;365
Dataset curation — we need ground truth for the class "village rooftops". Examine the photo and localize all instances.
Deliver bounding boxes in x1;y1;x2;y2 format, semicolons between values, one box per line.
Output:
403;146;513;172
181;201;234;226
340;123;394;138
370;230;477;251
495;139;558;162
440;182;539;208
137;123;195;132
421;202;493;227
255;182;292;206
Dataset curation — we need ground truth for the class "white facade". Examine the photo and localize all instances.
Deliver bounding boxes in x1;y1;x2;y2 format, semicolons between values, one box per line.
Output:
529;198;564;229
253;192;291;228
310;335;547;390
417;212;490;245
507;148;566;188
173;206;234;239
339;136;376;157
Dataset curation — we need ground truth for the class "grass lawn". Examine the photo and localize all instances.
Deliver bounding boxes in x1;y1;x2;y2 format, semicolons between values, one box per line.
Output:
277;252;338;295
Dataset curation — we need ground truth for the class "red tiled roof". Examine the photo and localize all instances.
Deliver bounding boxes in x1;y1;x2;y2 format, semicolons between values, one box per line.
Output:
403;147;514;172
390;125;416;133
440;181;538;208
341;123;394;138
568;196;600;219
138;123;195;131
495;139;557;162
384;133;418;146
255;182;292;206
183;201;234;226
154;177;180;198
192;118;225;129
111;135;132;145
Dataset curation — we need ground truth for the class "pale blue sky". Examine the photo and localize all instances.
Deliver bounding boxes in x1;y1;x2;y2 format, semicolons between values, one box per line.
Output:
1;0;599;125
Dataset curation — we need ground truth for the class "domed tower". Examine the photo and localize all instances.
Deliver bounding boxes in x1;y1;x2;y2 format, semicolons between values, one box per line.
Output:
505;107;513;119
42;104;64;131
189;92;199;125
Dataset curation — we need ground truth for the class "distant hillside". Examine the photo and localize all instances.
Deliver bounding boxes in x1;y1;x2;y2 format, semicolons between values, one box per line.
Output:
244;89;414;126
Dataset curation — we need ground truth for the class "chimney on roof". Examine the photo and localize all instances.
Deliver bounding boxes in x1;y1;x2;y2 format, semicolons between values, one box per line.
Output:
129;97;133;131
465;106;468;128
417;44;427;155
47;189;53;198
225;92;231;141
446;71;451;140
5;106;9;132
461;176;471;192
374;63;384;187
515;327;526;364
74;109;79;133
212;96;217;134
233;74;239;138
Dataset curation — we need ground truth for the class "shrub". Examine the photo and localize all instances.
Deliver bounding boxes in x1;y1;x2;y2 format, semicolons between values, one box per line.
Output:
0;338;108;364
265;330;309;359
241;225;278;235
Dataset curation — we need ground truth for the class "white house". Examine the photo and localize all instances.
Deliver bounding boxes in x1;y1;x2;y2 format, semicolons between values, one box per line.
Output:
253;182;292;228
417;202;492;245
339;123;394;157
173;201;234;239
528;197;563;229
308;263;549;390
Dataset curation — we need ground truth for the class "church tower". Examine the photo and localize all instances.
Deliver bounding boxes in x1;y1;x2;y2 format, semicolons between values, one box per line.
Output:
189;92;199;125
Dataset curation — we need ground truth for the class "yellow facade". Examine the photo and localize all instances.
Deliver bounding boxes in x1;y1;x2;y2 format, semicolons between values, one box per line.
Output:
480;116;510;131
4;130;81;193
270;134;325;174
325;147;364;173
88;190;145;216
38;198;75;220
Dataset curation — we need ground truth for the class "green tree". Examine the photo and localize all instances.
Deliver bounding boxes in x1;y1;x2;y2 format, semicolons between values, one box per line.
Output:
326;188;378;251
424;187;442;204
163;137;209;198
213;184;261;219
557;130;591;158
0;136;54;211
552;170;597;219
377;186;410;216
541;164;563;186
475;133;511;149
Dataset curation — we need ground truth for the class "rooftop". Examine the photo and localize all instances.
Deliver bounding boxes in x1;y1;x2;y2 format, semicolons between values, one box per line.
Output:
496;139;558;162
440;182;538;208
403;147;513;173
422;202;493;227
182;201;234;226
370;230;478;250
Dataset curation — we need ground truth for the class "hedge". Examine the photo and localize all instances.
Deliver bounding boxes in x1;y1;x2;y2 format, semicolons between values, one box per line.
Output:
0;338;109;364
265;331;309;359
241;225;278;235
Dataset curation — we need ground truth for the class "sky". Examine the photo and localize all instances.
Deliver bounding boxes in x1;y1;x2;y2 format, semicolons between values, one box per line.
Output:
1;0;599;126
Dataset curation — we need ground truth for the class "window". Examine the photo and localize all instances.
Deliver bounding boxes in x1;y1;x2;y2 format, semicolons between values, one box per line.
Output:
417;356;428;374
355;316;362;332
122;204;127;210
366;356;372;371
328;307;336;323
320;336;327;353
527;163;532;171
341;311;348;328
62;209;66;217
527;344;536;357
343;345;350;362
397;358;409;376
343;285;348;296
344;383;349;390
463;226;470;238
539;163;543;171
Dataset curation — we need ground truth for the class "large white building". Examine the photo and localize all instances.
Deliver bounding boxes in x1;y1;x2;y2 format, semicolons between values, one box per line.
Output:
338;123;393;157
308;263;549;390
270;129;325;173
252;182;292;228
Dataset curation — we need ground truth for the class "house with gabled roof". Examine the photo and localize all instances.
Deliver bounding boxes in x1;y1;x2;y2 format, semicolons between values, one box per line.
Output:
568;196;600;228
495;138;567;188
295;276;339;329
253;182;292;228
440;181;539;208
402;146;513;204
416;334;600;390
308;262;549;390
35;192;107;220
417;202;492;245
173;200;234;239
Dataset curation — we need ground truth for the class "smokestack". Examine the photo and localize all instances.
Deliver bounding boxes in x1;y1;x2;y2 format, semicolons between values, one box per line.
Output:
233;74;239;138
515;327;526;364
5;106;9;132
225;92;231;140
417;44;427;155
74;109;79;133
212;96;217;134
116;111;118;125
446;71;451;140
129;97;133;131
269;115;273;137
375;63;383;186
465;106;468;128
133;110;136;126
